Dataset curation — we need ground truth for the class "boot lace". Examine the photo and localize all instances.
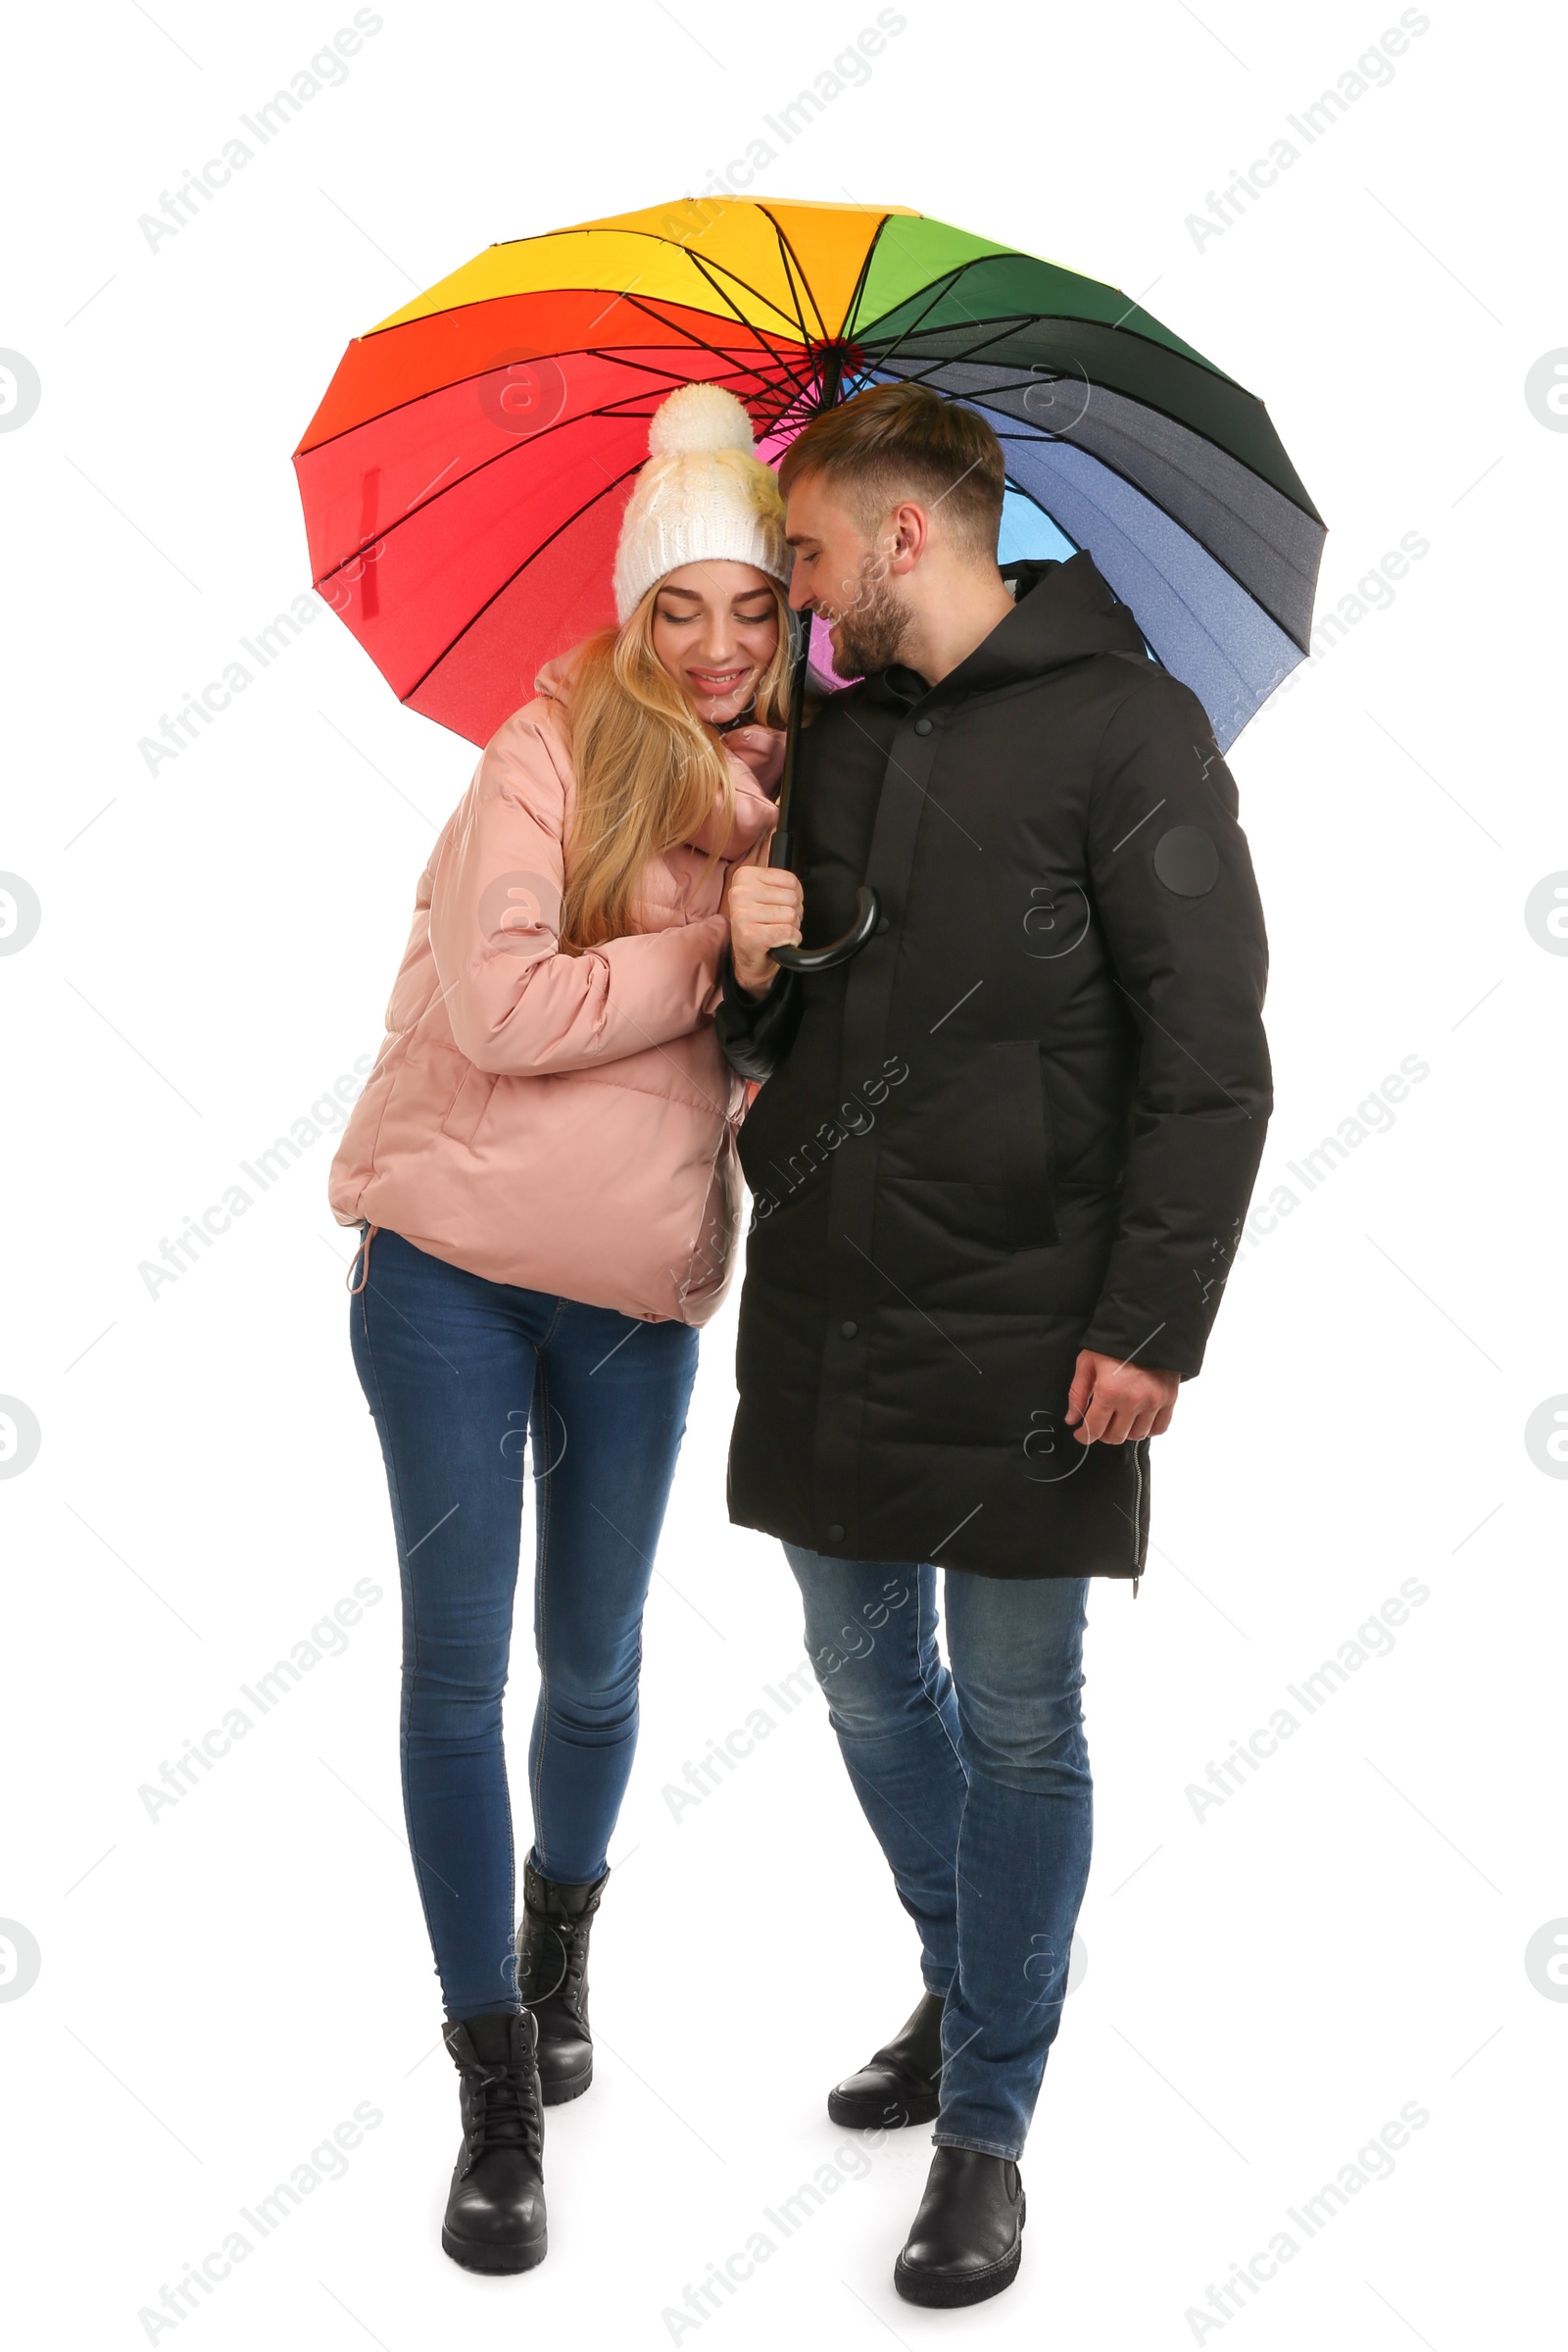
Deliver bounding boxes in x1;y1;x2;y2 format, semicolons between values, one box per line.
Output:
463;2055;542;2167
516;1906;593;2021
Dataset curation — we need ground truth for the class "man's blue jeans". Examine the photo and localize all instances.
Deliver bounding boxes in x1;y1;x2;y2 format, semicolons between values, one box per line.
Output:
350;1227;698;2020
784;1548;1093;2161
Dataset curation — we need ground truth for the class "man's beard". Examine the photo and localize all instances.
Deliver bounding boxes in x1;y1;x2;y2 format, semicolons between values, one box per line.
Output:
825;556;913;678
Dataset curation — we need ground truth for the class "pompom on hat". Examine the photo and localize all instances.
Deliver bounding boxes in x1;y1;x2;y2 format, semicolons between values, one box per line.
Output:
612;383;792;621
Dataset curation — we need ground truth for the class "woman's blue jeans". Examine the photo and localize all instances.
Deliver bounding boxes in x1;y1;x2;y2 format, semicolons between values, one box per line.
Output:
784;1548;1093;2161
350;1227;698;2021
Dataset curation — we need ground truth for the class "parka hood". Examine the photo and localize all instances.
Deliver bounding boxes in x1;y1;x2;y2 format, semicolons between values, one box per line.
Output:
864;552;1152;708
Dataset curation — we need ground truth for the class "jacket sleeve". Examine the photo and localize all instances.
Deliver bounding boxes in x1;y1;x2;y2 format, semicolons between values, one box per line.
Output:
427;715;729;1077
712;950;804;1081
1078;674;1273;1379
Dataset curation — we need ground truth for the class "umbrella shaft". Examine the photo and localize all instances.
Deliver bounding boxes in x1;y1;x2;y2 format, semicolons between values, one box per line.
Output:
769;348;843;871
769;640;810;870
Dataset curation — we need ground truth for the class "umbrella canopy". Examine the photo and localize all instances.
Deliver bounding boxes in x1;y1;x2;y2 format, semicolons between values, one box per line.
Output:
294;198;1324;752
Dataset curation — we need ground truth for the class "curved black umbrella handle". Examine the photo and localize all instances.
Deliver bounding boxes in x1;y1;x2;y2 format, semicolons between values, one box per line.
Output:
770;884;881;973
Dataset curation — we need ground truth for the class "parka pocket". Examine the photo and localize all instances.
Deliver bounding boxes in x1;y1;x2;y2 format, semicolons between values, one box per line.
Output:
440;1062;499;1147
991;1040;1059;1249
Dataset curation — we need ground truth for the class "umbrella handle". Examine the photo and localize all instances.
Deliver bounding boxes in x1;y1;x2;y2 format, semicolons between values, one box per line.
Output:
766;827;881;971
769;884;881;972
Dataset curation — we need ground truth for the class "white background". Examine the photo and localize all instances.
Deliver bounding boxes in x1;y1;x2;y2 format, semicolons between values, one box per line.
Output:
2;2;1564;2346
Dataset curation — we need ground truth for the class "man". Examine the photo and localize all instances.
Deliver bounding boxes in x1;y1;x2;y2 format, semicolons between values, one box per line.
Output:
720;382;1272;2308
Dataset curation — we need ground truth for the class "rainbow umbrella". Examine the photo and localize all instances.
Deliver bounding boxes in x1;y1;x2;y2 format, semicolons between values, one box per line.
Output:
294;197;1324;756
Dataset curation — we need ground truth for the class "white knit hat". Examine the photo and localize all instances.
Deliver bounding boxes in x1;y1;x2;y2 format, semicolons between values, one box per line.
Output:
612;383;791;622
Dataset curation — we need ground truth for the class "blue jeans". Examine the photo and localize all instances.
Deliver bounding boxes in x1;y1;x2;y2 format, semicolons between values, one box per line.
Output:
784;1548;1093;2161
350;1226;699;2020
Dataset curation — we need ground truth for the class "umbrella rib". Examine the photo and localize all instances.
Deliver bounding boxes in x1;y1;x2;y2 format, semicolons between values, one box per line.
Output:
997;473;1078;545
362;240;811;369
309;331;807;578
861;252;1245;391
866;339;1324;531
312;375;728;583
568;366;810;448
956;253;1245;385
671;244;816;344
869;313;1055;386
311;406;645;579
676;250;822;382
613;288;812;401
853;351;1317;646
979;411;1314;658
778;245;821;401
852;263;975;372
756;208;833;344
397;460;647;706
333;335;823;695
837;214;894;354
299;297;808;459
309;243;826;473
618;288;813;397
992;427;1325;649
309;340;812;595
657;205;860;381
870;310;1247;417
582;344;803;402
480;219;818;343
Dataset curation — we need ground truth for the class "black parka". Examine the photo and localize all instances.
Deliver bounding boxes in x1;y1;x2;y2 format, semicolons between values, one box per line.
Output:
717;554;1272;1581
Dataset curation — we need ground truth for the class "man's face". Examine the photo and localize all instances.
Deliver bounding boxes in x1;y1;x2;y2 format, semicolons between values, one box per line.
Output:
784;469;913;678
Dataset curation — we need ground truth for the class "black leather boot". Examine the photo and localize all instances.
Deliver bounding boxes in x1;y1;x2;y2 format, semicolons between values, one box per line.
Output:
894;2146;1026;2307
828;1987;945;2129
513;1858;608;2105
441;2010;547;2274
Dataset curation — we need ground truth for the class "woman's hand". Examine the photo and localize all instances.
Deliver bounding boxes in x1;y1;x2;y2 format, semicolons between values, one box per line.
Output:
726;862;805;997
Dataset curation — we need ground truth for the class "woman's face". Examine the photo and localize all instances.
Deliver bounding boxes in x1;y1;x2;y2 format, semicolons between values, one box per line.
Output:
650;562;779;727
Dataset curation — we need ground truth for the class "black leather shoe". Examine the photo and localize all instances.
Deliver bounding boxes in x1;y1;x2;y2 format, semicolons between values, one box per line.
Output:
514;1858;608;2105
441;2010;547;2274
827;1988;945;2129
894;2146;1025;2307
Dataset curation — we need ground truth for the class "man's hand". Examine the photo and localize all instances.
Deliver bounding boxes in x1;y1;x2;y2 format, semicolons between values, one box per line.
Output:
1064;1350;1180;1446
725;861;805;997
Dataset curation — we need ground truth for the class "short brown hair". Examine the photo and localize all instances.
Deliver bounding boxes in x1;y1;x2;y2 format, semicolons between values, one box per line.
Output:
778;381;1005;561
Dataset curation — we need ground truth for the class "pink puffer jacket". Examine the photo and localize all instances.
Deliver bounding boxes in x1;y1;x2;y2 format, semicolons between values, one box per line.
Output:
328;655;783;1323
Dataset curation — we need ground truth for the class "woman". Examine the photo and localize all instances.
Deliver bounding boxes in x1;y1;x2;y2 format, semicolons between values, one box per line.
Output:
328;383;798;2275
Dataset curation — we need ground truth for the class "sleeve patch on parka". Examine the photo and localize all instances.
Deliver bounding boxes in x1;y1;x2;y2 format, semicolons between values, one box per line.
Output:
1152;824;1220;898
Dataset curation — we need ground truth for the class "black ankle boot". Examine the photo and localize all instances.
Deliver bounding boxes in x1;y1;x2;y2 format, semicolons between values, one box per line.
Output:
894;2146;1025;2307
828;1988;945;2129
441;2010;547;2274
513;1858;608;2105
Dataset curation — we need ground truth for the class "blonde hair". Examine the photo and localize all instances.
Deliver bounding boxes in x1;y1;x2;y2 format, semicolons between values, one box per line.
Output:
559;575;794;955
